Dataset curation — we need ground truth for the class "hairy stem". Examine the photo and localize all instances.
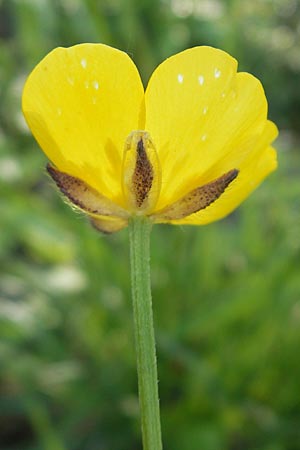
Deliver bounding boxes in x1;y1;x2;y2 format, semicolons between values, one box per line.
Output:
128;216;163;450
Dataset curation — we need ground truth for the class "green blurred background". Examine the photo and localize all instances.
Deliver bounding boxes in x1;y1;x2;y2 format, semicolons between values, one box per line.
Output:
1;0;300;449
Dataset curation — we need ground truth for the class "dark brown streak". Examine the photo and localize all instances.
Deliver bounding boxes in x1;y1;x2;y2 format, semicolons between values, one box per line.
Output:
155;168;239;221
46;163;93;211
46;163;126;217
191;168;239;211
132;138;154;208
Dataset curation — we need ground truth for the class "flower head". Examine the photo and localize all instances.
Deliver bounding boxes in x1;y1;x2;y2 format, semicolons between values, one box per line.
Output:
22;44;277;233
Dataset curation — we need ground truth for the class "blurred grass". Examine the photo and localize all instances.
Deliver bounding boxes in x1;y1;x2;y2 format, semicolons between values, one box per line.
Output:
1;0;300;449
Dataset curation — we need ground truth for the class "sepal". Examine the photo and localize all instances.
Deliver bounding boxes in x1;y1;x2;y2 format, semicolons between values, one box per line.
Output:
122;131;161;213
47;164;129;218
153;169;239;221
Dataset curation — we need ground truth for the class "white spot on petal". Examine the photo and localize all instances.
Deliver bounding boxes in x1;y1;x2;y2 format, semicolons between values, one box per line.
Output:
214;68;221;78
201;134;207;141
198;75;204;85
221;92;226;98
177;73;184;83
92;80;99;90
67;77;74;86
81;58;87;69
202;106;208;115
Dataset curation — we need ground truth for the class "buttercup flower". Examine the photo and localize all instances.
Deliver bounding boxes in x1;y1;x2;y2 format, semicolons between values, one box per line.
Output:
22;44;278;233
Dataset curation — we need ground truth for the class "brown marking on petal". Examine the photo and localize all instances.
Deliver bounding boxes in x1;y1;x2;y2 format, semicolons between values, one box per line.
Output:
132;138;154;208
153;169;239;221
90;217;127;234
47;164;128;218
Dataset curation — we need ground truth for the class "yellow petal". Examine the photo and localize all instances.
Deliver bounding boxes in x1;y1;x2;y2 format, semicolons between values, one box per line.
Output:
145;46;274;211
172;120;278;225
22;44;145;207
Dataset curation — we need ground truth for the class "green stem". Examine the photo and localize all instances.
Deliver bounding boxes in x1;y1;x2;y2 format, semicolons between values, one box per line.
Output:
129;216;163;450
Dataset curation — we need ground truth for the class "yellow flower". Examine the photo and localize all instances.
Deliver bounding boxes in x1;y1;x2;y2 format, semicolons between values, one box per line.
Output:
22;44;278;233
